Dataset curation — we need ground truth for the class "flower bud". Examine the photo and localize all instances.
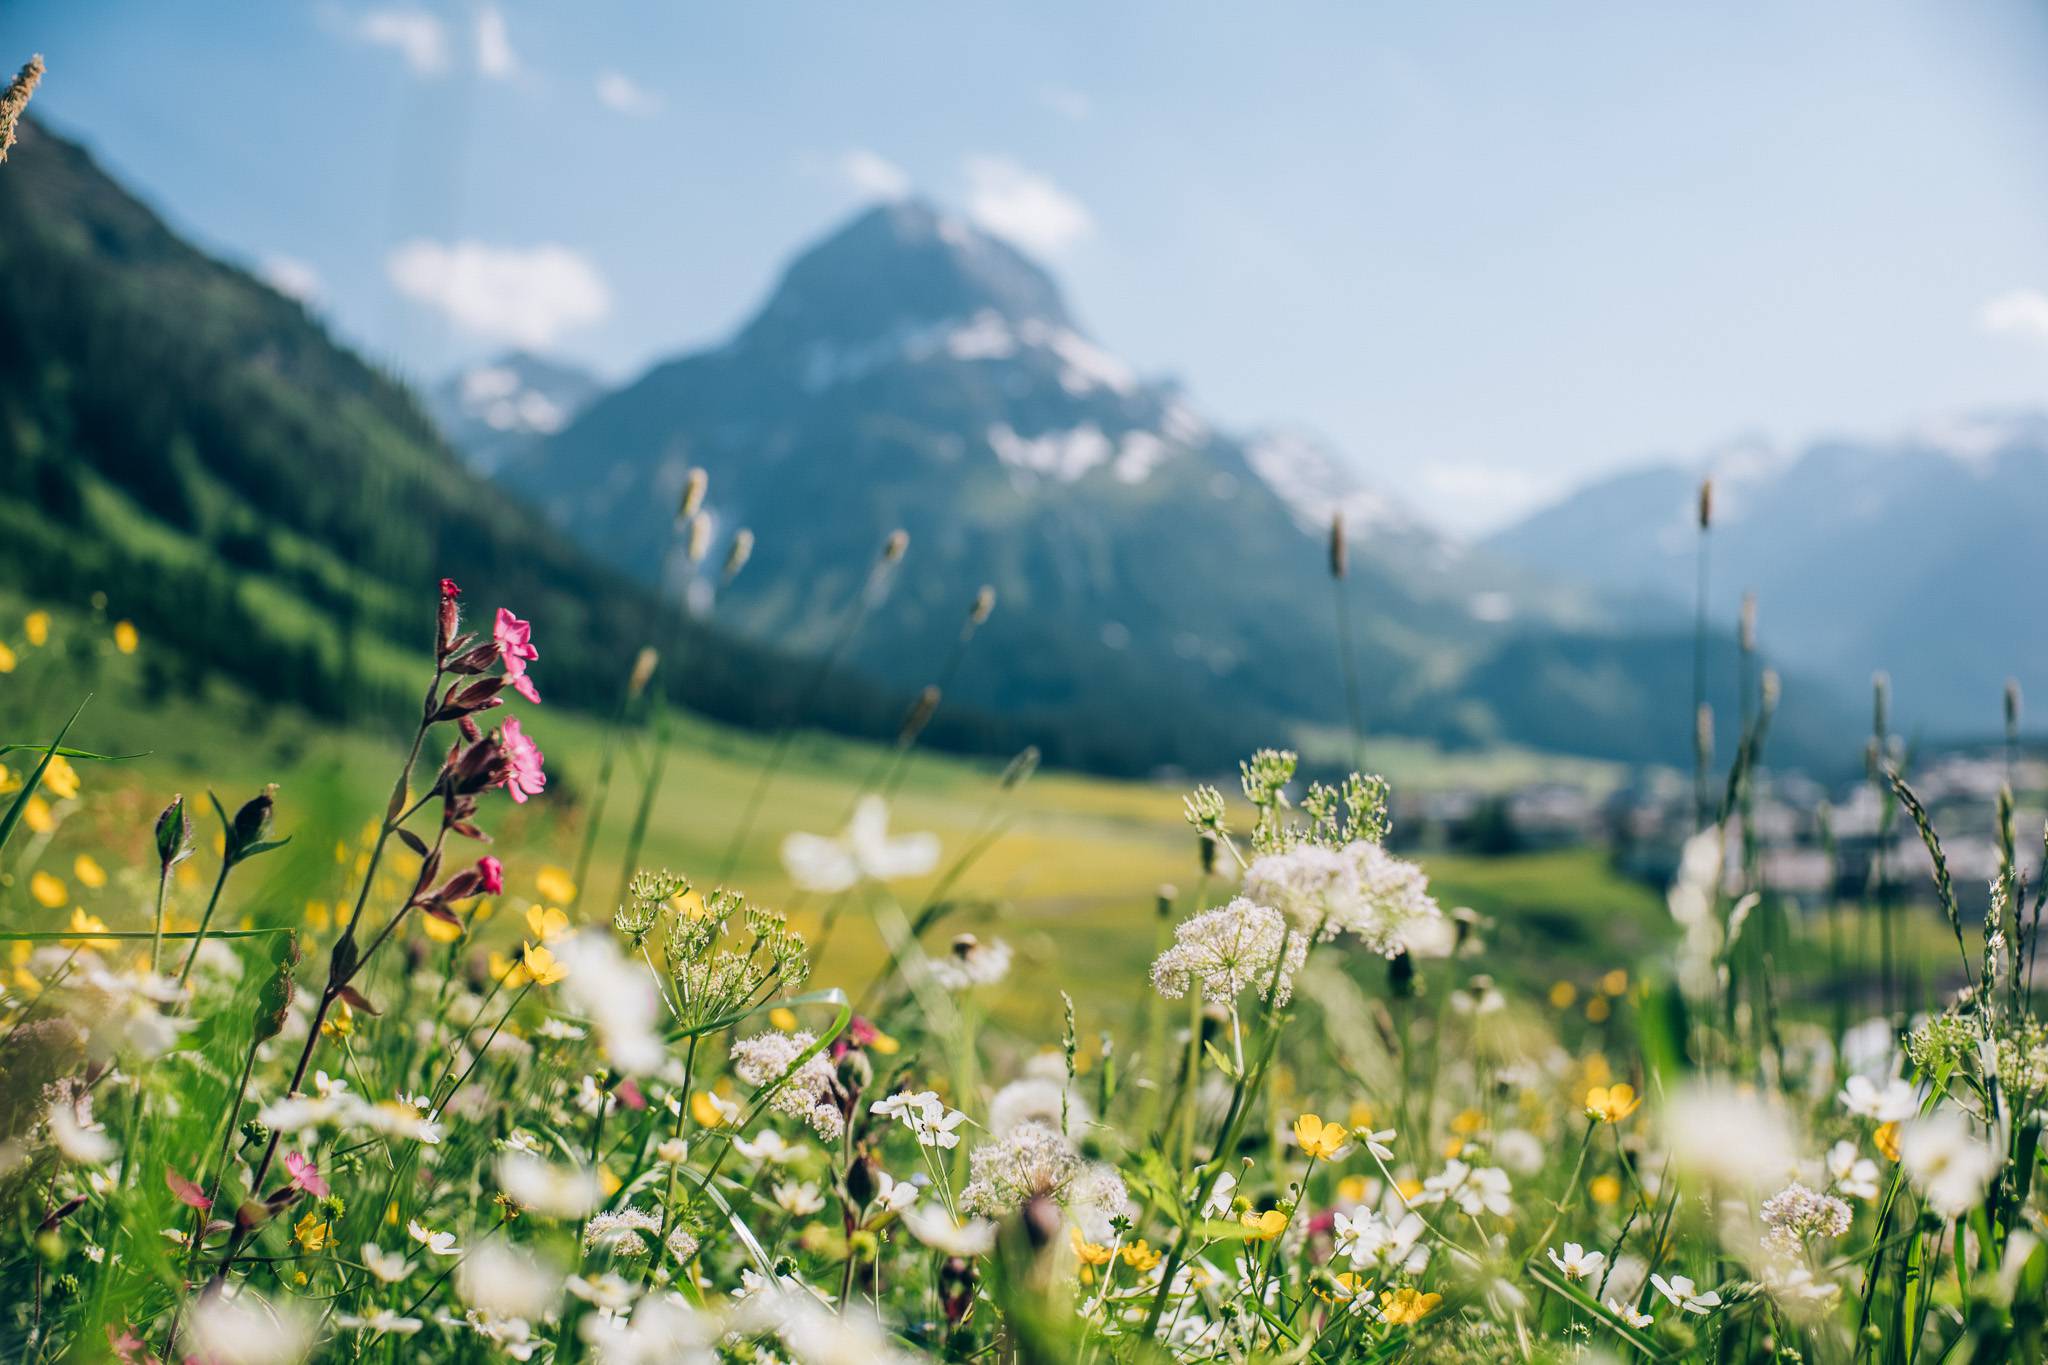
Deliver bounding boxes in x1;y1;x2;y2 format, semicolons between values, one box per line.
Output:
155;794;192;871
844;1152;880;1209
969;585;996;627
881;529;908;565
686;514;711;565
898;686;940;744
723;528;754;583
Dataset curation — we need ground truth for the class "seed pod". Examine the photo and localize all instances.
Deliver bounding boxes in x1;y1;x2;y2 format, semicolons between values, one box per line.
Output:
1760;668;1781;713
1329;512;1347;580
686;513;711;565
1739;591;1756;654
844;1151;880;1209
255;955;296;1044
1000;746;1039;790
678;467;708;521
1697;477;1713;530
881;529;909;565
898;686;940;744
968;585;996;627
628;648;659;699
723;528;755;583
2006;678;2022;733
230;787;276;857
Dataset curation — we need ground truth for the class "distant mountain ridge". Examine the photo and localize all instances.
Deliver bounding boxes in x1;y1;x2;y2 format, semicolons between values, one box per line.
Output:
502;199;1857;772
428;351;605;475
1483;412;2048;735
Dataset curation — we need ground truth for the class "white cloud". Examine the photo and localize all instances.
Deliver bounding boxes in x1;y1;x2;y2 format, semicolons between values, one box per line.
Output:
359;9;449;75
474;5;517;79
839;148;910;199
386;240;610;348
1416;461;1564;535
258;255;323;305
1981;289;2048;343
962;155;1093;256
1040;86;1091;121
595;70;663;116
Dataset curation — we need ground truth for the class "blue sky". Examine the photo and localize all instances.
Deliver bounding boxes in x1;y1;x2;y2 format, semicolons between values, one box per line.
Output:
9;1;2048;532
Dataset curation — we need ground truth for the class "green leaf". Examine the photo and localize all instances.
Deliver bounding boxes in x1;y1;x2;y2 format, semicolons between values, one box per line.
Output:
0;698;89;855
1202;1039;1240;1080
0;742;147;761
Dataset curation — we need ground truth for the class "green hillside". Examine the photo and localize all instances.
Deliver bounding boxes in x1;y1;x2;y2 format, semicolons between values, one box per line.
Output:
0;118;991;755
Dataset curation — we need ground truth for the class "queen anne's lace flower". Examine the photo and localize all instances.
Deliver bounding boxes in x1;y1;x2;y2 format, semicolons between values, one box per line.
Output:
960;1121;1131;1239
1243;841;1443;957
730;1030;843;1140
1151;899;1309;1005
1760;1181;1852;1254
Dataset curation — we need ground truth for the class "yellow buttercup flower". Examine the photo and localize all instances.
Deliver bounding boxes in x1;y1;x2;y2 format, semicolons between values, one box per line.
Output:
1347;1100;1376;1129
524;904;570;943
1599;968;1629;996
24;611;49;647
1069;1227;1114;1266
520;941;567;986
1588;1174;1622;1205
1874;1121;1901;1162
0;765;16;796
1585;996;1612;1023
40;755;79;801
672;887;711;921
65;908;114;948
769;1007;801;1031
1316;1270;1373;1306
1582;1053;1612;1087
1337;1174;1372;1205
112;621;139;655
1240;1208;1289;1240
294;1212;332;1252
421;910;463;944
1549;980;1577;1008
1121;1238;1162;1272
490;950;530;988
1450;1108;1484;1136
534;865;577;905
1379;1286;1442;1325
690;1090;737;1128
0;642;15;673
321;1000;356;1038
867;1028;901;1056
73;855;107;889
1293;1113;1350;1160
1585;1083;1641;1124
29;871;67;909
304;900;332;932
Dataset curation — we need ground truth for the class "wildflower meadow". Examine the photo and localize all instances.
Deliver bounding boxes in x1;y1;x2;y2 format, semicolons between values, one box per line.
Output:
0;553;2043;1365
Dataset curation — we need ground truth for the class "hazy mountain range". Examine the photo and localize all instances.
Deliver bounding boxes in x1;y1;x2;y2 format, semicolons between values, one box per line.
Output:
1482;415;2048;736
480;199;1856;772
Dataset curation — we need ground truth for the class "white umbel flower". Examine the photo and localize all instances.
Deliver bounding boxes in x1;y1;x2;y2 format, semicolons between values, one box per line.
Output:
1151;898;1308;1005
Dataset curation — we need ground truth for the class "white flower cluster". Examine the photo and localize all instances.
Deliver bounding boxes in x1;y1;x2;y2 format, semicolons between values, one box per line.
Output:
1759;1181;1852;1254
1150;898;1308;1006
959;1120;1130;1239
729;1030;843;1141
1242;841;1443;958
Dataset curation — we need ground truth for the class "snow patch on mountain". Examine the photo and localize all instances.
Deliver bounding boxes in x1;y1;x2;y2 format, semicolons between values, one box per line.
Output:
1244;429;1414;537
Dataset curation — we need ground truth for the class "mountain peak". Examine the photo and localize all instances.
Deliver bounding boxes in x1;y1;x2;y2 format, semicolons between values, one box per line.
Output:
736;198;1074;351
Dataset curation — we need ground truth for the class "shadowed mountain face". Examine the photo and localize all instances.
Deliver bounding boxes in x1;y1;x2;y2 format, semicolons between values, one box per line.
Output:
511;199;1794;771
1484;416;2048;737
0;121;1013;758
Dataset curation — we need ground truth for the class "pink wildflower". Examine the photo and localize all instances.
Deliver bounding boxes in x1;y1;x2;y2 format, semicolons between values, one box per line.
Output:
477;856;504;896
494;608;541;703
165;1167;211;1211
441;578;462;599
284;1151;330;1198
499;717;547;804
